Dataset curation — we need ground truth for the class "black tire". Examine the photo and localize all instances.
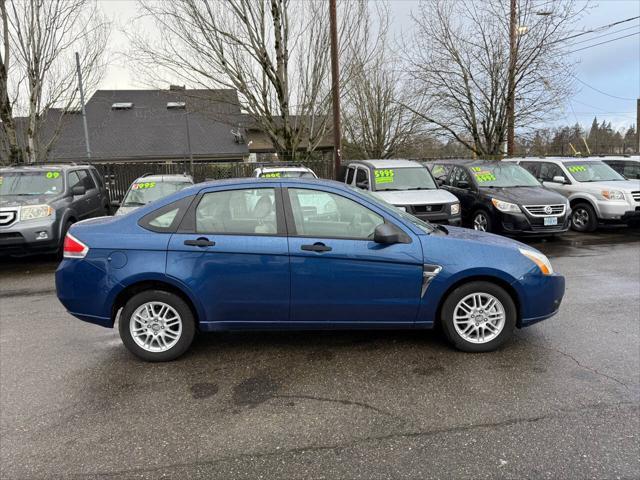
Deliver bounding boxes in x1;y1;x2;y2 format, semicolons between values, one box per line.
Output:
440;281;516;352
570;202;598;233
471;210;493;233
119;290;196;362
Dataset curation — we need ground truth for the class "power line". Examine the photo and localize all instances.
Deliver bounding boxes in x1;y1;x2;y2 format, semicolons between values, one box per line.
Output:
573;77;638;102
551;15;640;45
565;24;639;48
566;31;639;54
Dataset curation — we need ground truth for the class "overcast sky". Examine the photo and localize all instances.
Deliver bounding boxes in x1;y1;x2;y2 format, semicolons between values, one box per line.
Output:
99;0;639;131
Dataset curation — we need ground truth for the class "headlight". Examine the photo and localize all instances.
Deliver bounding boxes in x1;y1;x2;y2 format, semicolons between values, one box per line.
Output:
491;198;521;213
20;204;54;221
519;248;553;275
601;190;624;201
395;205;407;212
450;203;460;215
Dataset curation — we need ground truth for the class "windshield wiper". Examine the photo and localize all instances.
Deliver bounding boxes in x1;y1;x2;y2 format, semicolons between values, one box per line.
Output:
406;187;434;190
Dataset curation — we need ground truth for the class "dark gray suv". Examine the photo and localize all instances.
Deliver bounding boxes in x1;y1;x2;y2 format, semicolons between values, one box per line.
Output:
0;164;110;255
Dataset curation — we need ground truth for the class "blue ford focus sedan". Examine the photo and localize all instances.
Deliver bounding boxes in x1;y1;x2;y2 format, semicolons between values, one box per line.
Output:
56;178;565;361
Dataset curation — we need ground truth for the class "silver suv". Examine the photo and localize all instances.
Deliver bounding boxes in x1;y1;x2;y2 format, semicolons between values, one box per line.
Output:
0;164;110;255
509;157;640;232
344;159;461;225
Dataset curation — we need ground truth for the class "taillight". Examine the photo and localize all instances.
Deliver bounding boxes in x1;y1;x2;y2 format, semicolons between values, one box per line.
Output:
63;233;89;259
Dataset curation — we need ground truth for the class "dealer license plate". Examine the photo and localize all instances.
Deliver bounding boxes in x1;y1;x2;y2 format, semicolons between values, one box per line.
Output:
544;217;558;226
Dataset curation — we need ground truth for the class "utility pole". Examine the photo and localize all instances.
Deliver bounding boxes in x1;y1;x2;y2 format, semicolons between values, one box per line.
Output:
636;98;639;153
506;0;517;157
329;0;342;179
75;52;91;160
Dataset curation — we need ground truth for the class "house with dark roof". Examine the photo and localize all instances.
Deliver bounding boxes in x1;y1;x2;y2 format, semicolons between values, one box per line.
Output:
26;87;250;163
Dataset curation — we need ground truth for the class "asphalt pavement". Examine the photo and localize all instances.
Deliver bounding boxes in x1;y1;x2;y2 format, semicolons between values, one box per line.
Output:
1;228;639;479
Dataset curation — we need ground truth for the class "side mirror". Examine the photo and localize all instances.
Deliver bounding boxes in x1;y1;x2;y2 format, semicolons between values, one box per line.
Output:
71;185;86;196
356;181;369;190
374;223;406;245
552;175;567;184
436;178;445;186
110;199;121;208
457;180;470;189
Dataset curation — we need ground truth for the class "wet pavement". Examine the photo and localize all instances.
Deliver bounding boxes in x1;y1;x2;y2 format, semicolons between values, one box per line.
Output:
1;229;639;479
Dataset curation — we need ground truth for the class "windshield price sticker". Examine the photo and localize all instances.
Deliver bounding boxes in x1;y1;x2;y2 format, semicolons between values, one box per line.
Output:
46;171;60;179
132;182;156;190
374;169;395;184
262;172;281;178
568;165;586;173
432;165;445;175
471;168;496;182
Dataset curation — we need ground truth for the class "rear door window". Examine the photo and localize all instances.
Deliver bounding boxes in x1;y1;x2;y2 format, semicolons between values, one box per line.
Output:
195;188;279;235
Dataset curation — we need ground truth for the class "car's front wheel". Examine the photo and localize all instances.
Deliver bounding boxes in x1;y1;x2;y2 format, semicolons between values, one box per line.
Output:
441;281;516;352
570;202;597;232
119;290;196;361
472;210;493;233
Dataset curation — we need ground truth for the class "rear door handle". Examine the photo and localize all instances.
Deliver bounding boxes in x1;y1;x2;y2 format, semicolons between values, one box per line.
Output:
301;242;332;252
184;237;215;247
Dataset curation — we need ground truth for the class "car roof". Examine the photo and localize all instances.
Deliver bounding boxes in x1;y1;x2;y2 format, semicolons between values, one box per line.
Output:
256;166;312;172
507;157;610;163
0;163;94;172
132;174;194;183
347;159;425;169
174;176;346;196
431;159;513;168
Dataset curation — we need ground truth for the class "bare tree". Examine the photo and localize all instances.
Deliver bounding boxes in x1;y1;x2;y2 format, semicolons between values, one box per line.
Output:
130;0;368;160
0;0;19;164
1;0;109;163
407;0;588;156
342;5;421;159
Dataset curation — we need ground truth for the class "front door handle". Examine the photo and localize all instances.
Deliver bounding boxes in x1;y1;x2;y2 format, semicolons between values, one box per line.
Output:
301;242;332;252
184;237;215;247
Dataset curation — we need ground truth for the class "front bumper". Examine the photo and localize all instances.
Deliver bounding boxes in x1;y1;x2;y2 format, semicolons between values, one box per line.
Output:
516;273;565;327
0;217;61;254
499;210;571;236
596;199;638;221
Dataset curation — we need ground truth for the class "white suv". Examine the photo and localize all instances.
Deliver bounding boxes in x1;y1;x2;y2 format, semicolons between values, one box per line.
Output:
509;157;640;232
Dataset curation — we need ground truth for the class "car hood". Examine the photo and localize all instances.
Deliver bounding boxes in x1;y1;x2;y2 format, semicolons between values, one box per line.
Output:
581;180;640;192
372;189;457;205
115;206;140;216
0;194;61;207
442;225;530;250
478;186;566;205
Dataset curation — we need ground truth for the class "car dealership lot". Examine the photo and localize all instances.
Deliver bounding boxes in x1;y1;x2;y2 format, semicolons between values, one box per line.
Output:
1;229;639;478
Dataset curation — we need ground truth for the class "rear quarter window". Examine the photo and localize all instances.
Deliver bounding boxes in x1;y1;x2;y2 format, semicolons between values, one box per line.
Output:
139;196;195;233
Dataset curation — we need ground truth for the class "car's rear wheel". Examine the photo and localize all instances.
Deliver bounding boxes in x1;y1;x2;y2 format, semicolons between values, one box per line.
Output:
570;202;597;232
119;290;196;362
472;210;492;233
441;281;516;352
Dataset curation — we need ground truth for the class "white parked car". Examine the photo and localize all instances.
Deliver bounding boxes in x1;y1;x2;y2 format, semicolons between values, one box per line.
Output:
252;165;318;179
508;157;640;232
114;174;194;216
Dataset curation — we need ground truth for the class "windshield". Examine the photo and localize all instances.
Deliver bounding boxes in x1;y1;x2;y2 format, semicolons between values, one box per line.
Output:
122;181;192;207
259;170;315;178
0;171;64;196
470;164;540;187
349;185;436;234
373;167;437;191
562;161;625;182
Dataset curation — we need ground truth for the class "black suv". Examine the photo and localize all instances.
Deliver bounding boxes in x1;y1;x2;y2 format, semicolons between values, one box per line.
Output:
428;160;571;236
0;164;110;255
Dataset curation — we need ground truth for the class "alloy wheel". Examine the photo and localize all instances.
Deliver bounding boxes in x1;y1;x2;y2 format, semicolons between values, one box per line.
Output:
130;301;183;353
572;208;589;228
453;292;506;344
473;213;488;232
